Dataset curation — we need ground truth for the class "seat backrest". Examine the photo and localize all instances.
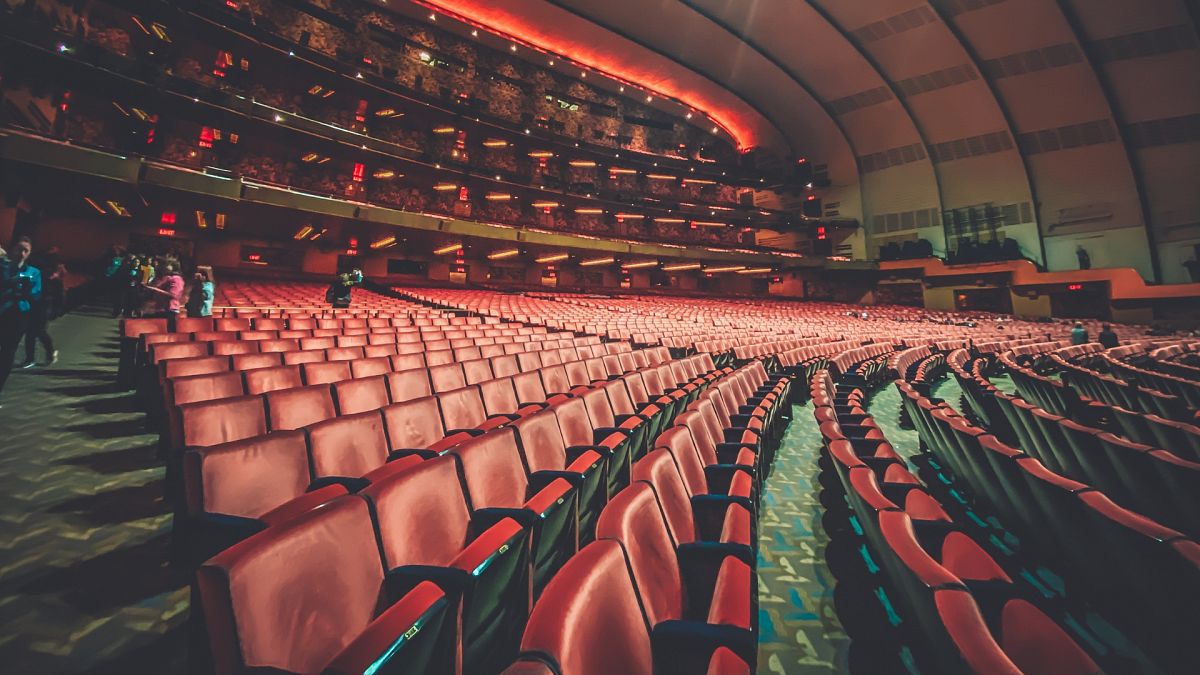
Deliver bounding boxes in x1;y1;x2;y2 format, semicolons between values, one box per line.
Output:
381;396;448;451
244;365;303;396
180;396;267;448
386;368;432;403
183;430;311;519
302;361;352;386
333;376;390;415
491;355;520;378
512;410;569;474
540;365;572;396
513;370;549;405
580;388;616;429
257;338;301;354
437;386;488;431
212;341;259;357
282;350;324;366
563;360;591;388
595;482;683;626
265;385;336;431
429;363;468;393
517;540;653;675
307;411;388;479
425;349;455;367
631;449;695;546
390;353;426;371
449;427;529;509
197;497;384;675
170;372;245;408
554;397;595;448
656;427;709;498
231;352;283;372
462;359;495;386
517;351;543;372
478;377;522;417
350;356;391;379
603;380;638;416
361;455;473;569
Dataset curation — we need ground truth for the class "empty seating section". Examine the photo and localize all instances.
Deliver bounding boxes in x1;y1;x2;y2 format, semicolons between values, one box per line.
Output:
907;340;1200;671
133;282;804;673
122;281;1200;673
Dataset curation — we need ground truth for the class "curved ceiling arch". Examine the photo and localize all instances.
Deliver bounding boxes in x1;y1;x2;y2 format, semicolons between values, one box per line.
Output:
416;0;788;151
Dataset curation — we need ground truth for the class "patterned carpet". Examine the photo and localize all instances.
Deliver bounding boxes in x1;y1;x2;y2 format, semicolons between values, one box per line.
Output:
756;402;850;674
0;308;188;675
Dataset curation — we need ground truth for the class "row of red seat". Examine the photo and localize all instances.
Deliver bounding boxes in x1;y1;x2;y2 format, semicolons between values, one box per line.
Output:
812;368;1102;673
897;374;1200;671
194;357;789;673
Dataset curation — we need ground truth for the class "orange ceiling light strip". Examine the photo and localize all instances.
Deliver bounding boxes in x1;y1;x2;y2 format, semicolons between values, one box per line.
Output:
662;262;702;271
536;253;569;263
434;243;463;255
487;248;520;259
579;256;615;266
414;0;753;149
621;260;658;269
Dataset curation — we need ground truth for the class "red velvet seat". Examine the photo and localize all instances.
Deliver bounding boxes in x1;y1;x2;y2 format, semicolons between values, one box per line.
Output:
349;356;391;378
305;411;391;484
632;449;751;548
180;395;267;449
428;362;468;393
229;352;282;372
438;385;515;434
198;497;457;675
508;540;653;675
243;365;303;396
511;407;607;542
449;427;580;595
265;385;336;431
301;360;351;386
180;430;347;566
385;368;432;403
281;349;324;366
595;483;755;671
333;376;389;415
381;396;476;456
361;456;531;673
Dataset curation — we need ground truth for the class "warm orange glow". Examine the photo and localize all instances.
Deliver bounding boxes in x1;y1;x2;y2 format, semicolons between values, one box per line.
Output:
579;256;615;266
434;243;463;255
487;248;520;259
662;262;701;271
569;160;597;167
574;208;603;214
416;0;755;149
531;201;560;208
737;267;774;274
703;265;744;273
622;260;658;269
536;253;570;263
433;183;458;191
654;217;686;223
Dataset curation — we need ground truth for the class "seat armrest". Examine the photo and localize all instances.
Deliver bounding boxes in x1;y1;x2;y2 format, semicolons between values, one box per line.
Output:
715;442;757;466
324;582;456;675
445;428;487;437
703;464;757;497
259;484;349;527
472;506;538;532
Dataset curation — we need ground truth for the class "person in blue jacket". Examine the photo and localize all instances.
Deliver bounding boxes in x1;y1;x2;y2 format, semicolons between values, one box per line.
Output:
0;236;42;404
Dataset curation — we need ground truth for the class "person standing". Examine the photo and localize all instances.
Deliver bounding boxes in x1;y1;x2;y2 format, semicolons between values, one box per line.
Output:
1098;324;1119;349
1071;321;1089;345
141;261;184;317
0;237;42;404
186;266;215;318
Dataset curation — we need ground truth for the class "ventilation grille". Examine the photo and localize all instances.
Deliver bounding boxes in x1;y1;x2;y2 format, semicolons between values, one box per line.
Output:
828;86;894;115
1089;24;1198;64
850;6;938;44
943;201;1034;229
871;207;941;233
981;42;1083;79
929;0;1008;19
1125;113;1200;149
894;64;979;97
858;142;928;173
1017;119;1117;155
928;131;1014;163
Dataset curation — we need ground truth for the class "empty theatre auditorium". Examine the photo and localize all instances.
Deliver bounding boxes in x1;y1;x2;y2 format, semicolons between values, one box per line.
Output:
4;1;1200;675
